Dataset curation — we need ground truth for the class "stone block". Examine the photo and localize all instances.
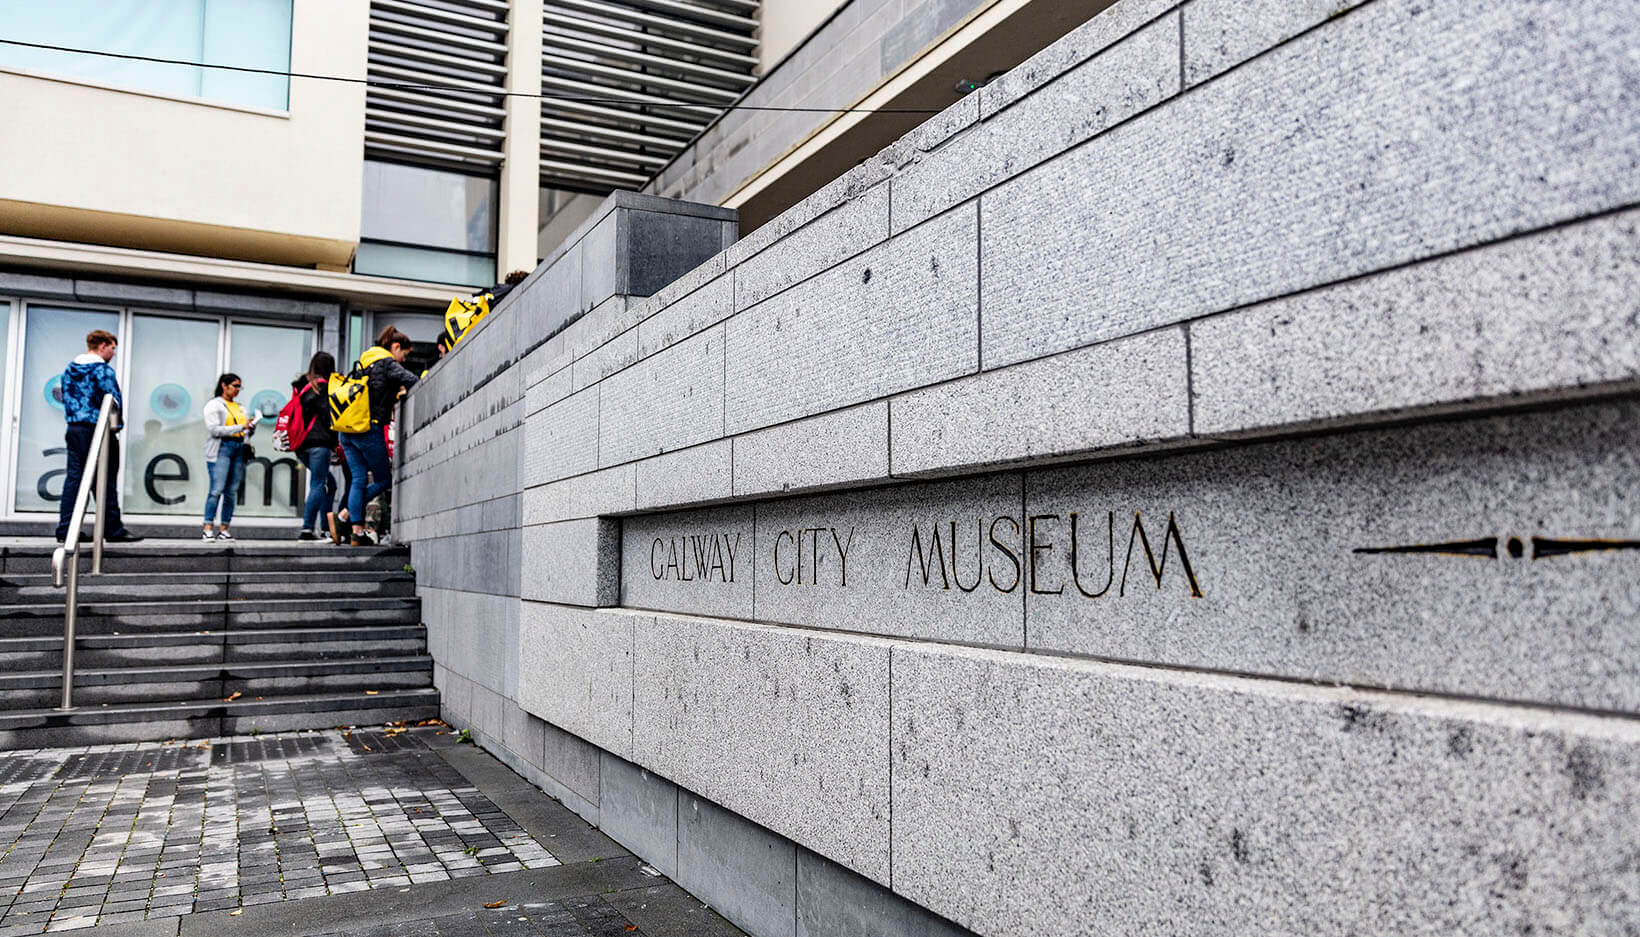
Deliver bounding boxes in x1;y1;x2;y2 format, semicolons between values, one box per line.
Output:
599;754;679;877
891;328;1189;476
1190;208;1640;436
541;717;602;807
1024;398;1640;713
635;272;734;361
678;794;797;937
469;682;504;743
631;442;727;512
516;601;638;758
193;290;334;318
796;850;969;937
504;703;544;769
442;669;472;726
892;13;1179;233
581;210;621;313
979;0;1176;118
73;279;192;309
524;364;572;417
735;183;890;310
980;0;1640;368
524;464;636;525
598;324;725;467
882;0;974;68
1182;0;1371;86
752;475;1025;647
520;519;620;607
523;386;599;486
732;403;889;497
0;271;75;300
632;613;891;883
572;328;640;392
421;587;516;690
620;505;754;620
626;209;736;297
724;204;979;435
891;641;1640;936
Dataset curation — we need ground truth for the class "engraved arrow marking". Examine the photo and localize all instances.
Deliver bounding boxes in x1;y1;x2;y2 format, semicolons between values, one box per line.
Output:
1353;538;1498;558
1531;537;1640;559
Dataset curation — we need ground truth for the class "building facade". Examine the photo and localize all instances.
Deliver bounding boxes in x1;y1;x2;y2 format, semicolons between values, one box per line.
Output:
0;0;1095;529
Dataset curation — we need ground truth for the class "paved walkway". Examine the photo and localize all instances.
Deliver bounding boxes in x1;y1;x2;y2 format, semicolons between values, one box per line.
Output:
0;729;743;937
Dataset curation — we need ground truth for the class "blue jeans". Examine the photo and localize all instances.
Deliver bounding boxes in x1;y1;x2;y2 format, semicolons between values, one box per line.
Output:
204;439;244;525
340;430;390;527
300;446;337;532
56;423;124;539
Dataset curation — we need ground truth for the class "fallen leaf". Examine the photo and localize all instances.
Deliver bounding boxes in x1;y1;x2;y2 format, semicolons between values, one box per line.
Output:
362;745;372;752
222;692;242;702
365;690;379;696
482;901;507;909
229;910;242;917
625;927;637;932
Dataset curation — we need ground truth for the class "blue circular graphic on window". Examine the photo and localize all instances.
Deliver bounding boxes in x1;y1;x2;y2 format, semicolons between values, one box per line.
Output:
44;375;64;411
250;390;284;422
149;383;191;423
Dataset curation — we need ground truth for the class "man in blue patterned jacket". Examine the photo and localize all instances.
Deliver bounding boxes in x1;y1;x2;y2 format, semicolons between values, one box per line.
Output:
56;329;141;543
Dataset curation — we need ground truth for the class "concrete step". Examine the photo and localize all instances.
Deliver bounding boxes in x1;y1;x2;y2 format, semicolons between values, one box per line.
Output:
0;655;434;708
0;596;421;637
0;687;442;748
0;570;417;605
0;541;411;575
0;624;428;671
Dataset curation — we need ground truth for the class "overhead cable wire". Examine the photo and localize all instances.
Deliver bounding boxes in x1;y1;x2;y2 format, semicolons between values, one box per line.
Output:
0;38;947;115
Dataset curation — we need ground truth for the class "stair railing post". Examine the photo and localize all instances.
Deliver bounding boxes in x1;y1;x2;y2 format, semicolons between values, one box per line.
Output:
59;556;78;711
90;410;114;575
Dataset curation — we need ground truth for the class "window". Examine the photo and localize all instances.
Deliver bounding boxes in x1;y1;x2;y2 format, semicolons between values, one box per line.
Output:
0;0;293;110
355;160;498;287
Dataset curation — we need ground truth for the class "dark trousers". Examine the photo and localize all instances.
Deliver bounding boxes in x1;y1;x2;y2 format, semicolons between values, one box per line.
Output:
56;423;123;539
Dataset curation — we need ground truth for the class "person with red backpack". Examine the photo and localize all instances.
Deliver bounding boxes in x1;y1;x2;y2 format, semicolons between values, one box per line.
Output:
278;352;338;541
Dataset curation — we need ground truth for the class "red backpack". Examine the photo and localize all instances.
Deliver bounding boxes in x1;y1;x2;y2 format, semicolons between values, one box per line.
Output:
272;382;319;452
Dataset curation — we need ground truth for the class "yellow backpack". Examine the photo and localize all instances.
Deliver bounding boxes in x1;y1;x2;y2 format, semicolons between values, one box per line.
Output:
328;346;393;434
443;294;491;349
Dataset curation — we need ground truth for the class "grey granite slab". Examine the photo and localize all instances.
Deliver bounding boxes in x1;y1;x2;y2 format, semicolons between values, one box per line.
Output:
632;613;891;885
891;641;1640;936
1025;398;1640;713
621;506;754;621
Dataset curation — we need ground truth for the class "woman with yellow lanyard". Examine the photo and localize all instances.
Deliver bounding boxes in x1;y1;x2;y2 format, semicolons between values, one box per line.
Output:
202;373;256;542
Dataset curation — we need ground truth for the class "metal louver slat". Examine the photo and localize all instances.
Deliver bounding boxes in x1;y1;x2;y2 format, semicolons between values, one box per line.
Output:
547;0;756;51
541;0;760;192
543;97;708;137
366;0;508;168
544;30;757;89
545;13;758;70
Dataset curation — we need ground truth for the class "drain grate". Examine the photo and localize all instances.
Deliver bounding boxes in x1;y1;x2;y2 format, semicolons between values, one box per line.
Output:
213;733;333;765
55;747;207;780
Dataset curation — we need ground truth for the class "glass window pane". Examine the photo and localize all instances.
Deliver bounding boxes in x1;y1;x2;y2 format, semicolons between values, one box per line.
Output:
0;0;292;110
361;161;497;253
354;242;495;288
15;306;121;514
227;322;313;518
200;0;292;110
122;315;221;517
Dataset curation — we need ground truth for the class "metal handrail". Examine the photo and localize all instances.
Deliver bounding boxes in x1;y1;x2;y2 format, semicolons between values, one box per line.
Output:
50;394;120;711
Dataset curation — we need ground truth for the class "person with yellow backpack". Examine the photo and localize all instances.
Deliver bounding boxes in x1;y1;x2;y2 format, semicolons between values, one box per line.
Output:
328;326;418;546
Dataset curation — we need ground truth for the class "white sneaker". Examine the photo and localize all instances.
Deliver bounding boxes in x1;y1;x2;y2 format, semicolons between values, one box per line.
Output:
216;529;234;542
201;529;216;542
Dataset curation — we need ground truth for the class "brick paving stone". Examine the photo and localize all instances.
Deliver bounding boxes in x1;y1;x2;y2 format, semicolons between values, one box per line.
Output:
0;730;562;930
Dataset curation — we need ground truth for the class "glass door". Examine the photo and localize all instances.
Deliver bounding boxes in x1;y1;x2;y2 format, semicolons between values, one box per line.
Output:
122;314;221;516
227;321;315;518
14;305;121;513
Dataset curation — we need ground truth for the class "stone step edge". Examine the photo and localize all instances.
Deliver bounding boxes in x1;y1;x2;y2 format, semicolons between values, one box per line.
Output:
0;687;441;729
0;625;427;651
0;655;434;688
0;595;421;616
0;570;415;585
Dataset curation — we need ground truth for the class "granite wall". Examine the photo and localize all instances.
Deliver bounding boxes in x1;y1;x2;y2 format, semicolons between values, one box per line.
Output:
399;0;1640;934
